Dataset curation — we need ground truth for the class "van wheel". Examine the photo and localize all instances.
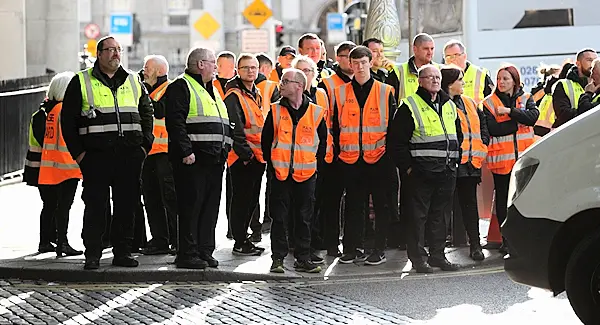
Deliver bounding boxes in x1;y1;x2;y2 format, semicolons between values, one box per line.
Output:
565;230;600;324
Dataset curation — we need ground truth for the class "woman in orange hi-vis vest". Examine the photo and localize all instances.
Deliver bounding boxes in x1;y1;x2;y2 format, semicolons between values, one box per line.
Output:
441;66;490;261
37;72;83;258
482;64;539;255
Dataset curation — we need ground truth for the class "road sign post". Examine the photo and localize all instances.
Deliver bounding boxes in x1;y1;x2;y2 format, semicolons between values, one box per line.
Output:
110;13;133;46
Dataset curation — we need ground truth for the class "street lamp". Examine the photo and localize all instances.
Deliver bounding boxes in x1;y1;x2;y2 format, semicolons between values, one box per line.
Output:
365;0;402;62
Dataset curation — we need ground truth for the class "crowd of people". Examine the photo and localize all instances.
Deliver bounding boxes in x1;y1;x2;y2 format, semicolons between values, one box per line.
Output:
23;31;599;273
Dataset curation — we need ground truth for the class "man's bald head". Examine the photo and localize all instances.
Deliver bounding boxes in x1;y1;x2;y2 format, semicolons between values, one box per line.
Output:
412;33;435;66
143;55;169;86
417;64;441;93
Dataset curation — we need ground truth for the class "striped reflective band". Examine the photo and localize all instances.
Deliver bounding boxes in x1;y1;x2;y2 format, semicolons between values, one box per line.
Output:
40;161;79;170
188;134;233;144
24;159;41;168
29;145;42;153
410;150;459;158
82;71;139;111
79;123;142;135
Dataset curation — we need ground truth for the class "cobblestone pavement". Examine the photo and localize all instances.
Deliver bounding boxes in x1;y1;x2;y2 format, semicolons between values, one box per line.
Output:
0;279;414;325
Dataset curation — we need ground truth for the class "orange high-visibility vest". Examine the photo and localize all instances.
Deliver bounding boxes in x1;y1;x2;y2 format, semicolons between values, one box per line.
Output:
322;74;348;164
314;88;333;163
271;102;325;182
334;80;392;165
148;80;169;155
226;88;265;166
38;102;82;185
269;69;280;83
457;95;487;168
482;93;535;175
213;79;226;100
256;79;278;114
532;88;545;103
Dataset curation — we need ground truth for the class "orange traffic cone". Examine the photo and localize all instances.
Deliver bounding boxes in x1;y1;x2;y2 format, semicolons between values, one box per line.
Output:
484;191;502;249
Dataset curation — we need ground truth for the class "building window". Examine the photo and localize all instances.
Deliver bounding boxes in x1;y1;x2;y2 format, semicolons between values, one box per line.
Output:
514;9;573;29
169;15;189;26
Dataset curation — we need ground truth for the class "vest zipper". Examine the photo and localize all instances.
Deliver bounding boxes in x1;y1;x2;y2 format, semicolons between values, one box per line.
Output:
513;133;519;160
359;105;364;160
438;105;450;166
112;89;123;137
290;122;297;175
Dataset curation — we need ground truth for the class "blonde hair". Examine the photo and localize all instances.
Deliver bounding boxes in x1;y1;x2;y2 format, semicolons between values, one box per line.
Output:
291;55;317;88
47;71;75;101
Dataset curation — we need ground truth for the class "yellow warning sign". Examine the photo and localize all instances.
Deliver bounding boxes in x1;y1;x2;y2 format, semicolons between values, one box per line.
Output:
243;0;273;29
194;12;221;39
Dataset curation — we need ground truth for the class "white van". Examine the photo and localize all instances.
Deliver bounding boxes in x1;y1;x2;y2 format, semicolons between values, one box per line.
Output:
503;106;600;324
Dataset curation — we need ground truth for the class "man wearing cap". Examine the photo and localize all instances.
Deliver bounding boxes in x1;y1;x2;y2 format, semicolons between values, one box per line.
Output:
269;46;296;83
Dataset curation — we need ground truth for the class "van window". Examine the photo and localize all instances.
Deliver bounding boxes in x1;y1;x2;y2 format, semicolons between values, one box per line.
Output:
514;9;573;29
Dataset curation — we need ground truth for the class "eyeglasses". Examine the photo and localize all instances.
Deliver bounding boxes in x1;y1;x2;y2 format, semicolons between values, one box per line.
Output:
239;66;258;71
280;79;301;86
444;52;464;60
301;68;314;74
101;47;123;54
419;75;441;81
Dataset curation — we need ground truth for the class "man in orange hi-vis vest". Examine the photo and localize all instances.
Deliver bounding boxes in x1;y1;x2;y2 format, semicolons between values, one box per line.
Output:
140;55;179;256
261;68;327;274
332;46;397;266
224;53;267;257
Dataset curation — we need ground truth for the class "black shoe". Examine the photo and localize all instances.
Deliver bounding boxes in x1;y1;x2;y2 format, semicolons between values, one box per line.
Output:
428;258;460;271
101;241;112;250
499;244;509;255
176;257;207;269
226;231;233;240
470;246;485;261
327;247;342;257
249;232;262;243
84;259;100;270
232;242;262;256
339;252;356;264
140;245;172;255
270;259;284;273
310;252;324;265
364;251;387;266
413;261;434;273
112;255;139;267
199;253;219;268
38;242;55;253
56;242;83;257
294;260;322;273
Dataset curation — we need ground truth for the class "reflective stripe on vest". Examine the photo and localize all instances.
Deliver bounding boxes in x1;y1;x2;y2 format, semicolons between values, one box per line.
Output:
314;88;334;164
78;68;142;136
182;74;233;147
213;79;226;100
226;88;265;166
482;93;535;175
257;80;277;114
39;103;82;185
335;80;391;164
149;80;170;155
271;102;325;182
463;64;488;104
535;94;555;129
24;109;44;171
405;95;459;165
560;79;585;109
398;62;440;100
457;96;487;168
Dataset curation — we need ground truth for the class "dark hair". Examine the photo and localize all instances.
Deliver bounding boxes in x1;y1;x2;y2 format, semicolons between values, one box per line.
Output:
413;33;434;46
217;51;236;61
298;33;319;49
576;48;597;61
559;62;575;79
256;53;273;68
349;46;372;61
497;64;521;93
440;65;463;94
97;36;115;52
362;38;383;48
335;41;356;56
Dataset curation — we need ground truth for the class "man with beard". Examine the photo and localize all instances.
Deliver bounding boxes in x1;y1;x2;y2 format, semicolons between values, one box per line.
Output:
61;36;154;269
553;48;598;128
578;58;600;115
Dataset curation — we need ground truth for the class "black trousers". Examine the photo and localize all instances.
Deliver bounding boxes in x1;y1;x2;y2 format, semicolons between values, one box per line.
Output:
317;162;345;250
141;153;178;248
172;161;224;259
270;174;316;261
81;146;145;260
132;192;147;250
455;177;482;247
230;160;265;246
225;167;232;234
38;179;79;244
406;169;456;263
342;156;397;253
492;173;511;230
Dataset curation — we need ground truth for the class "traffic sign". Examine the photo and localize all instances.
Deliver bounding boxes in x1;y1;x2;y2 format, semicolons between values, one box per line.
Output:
241;29;269;53
243;0;272;29
110;13;133;46
193;12;220;39
327;13;346;43
84;23;100;39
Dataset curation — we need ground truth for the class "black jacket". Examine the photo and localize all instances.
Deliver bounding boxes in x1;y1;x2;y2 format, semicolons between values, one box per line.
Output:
484;88;539;137
24;101;53;186
144;75;169;119
256;72;281;103
331;77;397;160
577;88;600;116
165;70;232;164
261;94;328;172
223;76;262;163
454;95;490;178
552;66;588;128
387;87;463;177
61;62;154;161
371;67;400;104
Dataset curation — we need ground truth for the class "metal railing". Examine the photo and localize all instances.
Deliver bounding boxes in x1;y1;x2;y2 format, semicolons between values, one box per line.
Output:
0;75;53;178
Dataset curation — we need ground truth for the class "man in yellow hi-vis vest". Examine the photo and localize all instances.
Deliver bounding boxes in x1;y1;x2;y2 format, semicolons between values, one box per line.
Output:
397;33;440;100
139;55;179;256
165;47;233;269
61;36;154;270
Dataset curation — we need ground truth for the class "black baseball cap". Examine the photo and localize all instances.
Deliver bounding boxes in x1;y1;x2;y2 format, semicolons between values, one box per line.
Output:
279;46;297;57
